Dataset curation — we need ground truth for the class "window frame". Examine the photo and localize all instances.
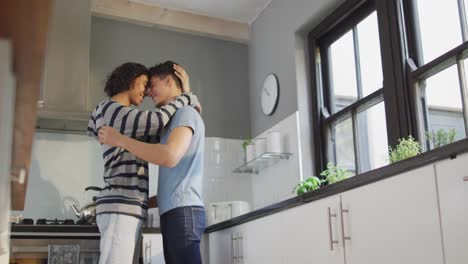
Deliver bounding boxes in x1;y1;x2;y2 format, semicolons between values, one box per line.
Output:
308;0;414;175
404;0;468;151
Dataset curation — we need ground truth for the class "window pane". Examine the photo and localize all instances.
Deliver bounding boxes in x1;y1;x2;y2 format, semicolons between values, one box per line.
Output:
424;64;466;148
330;30;358;112
331;118;356;175
357;102;389;173
357;12;383;96
416;0;463;63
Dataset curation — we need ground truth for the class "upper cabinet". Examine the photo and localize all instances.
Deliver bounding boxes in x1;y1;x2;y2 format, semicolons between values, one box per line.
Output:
37;0;92;132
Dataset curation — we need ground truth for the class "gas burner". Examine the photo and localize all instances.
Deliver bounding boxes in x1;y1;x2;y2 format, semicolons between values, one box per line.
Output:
36;219;75;225
11;218;34;225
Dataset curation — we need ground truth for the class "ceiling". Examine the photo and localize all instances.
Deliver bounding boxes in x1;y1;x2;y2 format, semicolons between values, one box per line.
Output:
129;0;272;24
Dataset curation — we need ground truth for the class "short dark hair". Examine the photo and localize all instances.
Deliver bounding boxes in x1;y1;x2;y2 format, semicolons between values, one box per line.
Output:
104;62;148;97
148;60;182;89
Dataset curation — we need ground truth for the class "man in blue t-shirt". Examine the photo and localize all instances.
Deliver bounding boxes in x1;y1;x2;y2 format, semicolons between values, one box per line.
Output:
98;61;205;264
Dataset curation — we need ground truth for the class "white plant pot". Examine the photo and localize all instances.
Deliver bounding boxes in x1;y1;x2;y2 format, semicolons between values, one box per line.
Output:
245;144;256;162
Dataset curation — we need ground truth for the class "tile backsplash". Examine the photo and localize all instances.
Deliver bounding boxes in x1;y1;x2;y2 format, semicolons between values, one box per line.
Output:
14;133;253;220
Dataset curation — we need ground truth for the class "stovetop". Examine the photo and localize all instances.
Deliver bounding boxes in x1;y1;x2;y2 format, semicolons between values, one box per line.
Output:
13;218;83;226
10;218;100;239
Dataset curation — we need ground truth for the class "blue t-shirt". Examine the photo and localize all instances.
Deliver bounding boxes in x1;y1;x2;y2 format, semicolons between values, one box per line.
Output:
157;106;205;215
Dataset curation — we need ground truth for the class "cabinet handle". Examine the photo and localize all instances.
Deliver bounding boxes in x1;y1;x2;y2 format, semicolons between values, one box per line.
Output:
239;234;243;263
327;207;339;251
464;176;468;182
339;201;351;246
144;240;152;264
232;233;238;264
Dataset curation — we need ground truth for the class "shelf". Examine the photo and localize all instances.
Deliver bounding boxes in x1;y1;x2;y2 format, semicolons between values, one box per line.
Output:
233;152;293;174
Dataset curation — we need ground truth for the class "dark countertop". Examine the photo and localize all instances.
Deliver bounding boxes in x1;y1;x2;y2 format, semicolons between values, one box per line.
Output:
205;138;468;233
10;224;161;239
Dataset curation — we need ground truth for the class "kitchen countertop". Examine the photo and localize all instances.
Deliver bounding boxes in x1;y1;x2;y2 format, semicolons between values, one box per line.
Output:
10;224;161;239
205;138;468;233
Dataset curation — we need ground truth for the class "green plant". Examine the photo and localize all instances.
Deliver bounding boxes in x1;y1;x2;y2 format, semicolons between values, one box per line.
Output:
388;135;421;163
320;162;351;184
293;176;323;196
241;137;254;152
426;128;456;148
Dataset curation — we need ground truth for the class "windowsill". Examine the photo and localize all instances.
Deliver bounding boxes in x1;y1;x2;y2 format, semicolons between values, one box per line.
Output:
205;137;468;233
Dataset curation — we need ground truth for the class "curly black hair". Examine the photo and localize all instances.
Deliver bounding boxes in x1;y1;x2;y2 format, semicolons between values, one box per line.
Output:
148;60;182;89
104;62;149;97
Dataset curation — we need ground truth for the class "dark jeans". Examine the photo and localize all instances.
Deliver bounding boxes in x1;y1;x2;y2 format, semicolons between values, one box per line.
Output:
160;206;206;264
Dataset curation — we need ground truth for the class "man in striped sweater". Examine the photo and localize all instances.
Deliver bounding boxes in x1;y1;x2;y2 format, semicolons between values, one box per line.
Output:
87;62;199;264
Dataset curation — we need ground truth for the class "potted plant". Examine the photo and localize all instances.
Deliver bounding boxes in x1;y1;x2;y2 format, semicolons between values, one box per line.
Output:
242;137;255;163
388;135;421;163
425;128;456;149
320;162;351;184
293;176;323;195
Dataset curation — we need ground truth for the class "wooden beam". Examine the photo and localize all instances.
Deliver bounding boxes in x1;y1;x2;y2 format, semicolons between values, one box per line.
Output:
91;0;249;43
0;0;53;210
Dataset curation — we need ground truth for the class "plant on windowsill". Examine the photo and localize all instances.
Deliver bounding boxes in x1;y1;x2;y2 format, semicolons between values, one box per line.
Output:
425;128;456;149
293;176;323;196
293;162;352;196
320;162;351;184
388;135;421;163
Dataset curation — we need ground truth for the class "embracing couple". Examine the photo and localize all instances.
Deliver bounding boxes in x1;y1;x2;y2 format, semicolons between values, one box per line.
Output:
87;61;205;264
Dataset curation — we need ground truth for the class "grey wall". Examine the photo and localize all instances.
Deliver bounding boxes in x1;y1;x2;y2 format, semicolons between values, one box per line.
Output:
90;17;250;139
249;0;344;135
248;0;344;177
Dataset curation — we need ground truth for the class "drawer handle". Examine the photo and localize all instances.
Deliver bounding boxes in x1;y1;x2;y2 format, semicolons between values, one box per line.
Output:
464;176;468;182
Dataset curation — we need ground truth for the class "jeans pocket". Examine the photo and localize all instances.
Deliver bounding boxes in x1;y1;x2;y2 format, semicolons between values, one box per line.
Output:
189;207;206;241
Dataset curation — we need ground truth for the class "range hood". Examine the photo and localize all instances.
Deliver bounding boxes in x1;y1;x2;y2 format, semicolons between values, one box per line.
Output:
37;0;92;134
36;107;91;134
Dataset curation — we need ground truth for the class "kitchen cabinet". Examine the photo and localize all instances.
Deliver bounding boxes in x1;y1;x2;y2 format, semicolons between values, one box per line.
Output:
0;0;53;210
279;196;344;264
209;213;284;263
38;0;91;119
435;153;468;264
209;164;444;263
209;225;239;264
142;233;165;264
241;213;284;263
340;165;444;264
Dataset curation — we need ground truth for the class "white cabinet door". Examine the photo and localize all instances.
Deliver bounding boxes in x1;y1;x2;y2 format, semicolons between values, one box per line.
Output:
435;153;468;264
341;165;444;264
209;227;234;264
278;196;344;264
240;214;283;264
142;234;165;264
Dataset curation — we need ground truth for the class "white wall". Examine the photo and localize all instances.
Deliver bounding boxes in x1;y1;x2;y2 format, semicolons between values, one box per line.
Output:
11;132;104;220
249;0;345;180
251;112;302;209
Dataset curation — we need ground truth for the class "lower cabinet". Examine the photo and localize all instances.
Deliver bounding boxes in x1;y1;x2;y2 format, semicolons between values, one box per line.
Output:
435;153;468;264
209;164;445;264
142;234;165;264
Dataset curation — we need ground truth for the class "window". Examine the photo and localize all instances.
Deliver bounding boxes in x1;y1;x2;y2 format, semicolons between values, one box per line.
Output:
320;7;389;175
309;0;468;177
408;0;468;150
